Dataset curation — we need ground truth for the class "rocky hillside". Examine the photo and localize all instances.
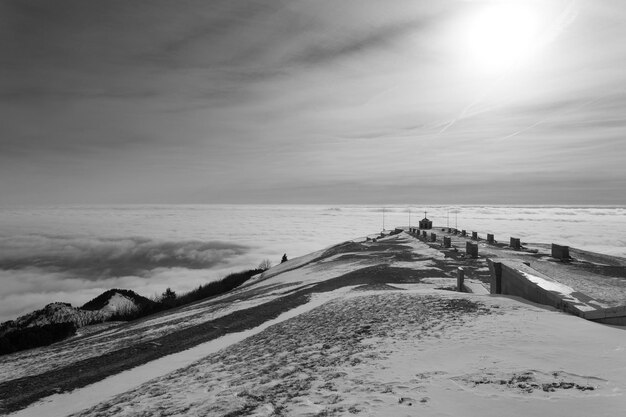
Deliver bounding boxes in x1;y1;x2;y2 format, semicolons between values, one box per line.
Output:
0;289;152;339
0;302;108;338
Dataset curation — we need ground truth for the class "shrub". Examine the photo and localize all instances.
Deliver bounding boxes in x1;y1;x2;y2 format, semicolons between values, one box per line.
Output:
258;259;272;271
0;322;77;356
109;268;264;322
174;269;263;307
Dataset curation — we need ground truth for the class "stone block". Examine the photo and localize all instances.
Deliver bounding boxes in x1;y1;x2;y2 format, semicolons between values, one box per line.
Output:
457;267;465;292
430;233;437;242
461;230;467;237
443;236;452;248
466;241;478;258
487;233;494;244
472;231;478;240
551;244;570;260
510;237;521;250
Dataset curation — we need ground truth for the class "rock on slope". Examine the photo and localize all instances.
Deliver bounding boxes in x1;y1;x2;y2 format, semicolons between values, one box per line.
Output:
0;303;106;338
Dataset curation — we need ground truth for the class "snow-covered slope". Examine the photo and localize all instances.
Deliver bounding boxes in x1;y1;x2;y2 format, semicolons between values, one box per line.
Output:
62;292;626;417
98;293;136;314
2;232;625;416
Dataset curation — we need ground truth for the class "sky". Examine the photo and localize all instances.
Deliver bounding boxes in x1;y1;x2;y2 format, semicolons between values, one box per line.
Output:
1;0;625;205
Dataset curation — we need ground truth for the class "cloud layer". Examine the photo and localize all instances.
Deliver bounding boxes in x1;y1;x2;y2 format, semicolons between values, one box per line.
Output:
0;234;250;322
0;235;249;278
1;203;625;322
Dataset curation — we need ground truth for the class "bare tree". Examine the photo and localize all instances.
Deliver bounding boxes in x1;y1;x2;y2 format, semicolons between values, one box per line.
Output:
258;259;272;271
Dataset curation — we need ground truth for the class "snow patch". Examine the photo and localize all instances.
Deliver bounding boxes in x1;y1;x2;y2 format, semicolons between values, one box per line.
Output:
100;293;136;314
520;271;574;295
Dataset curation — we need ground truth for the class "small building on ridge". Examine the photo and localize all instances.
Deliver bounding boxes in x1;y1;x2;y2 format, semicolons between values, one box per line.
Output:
419;216;432;230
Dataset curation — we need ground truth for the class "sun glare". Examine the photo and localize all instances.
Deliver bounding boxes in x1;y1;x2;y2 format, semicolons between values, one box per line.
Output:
466;3;541;74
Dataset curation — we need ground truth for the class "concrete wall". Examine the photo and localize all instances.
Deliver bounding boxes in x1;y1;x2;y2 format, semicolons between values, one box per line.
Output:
594;316;626;326
487;259;501;294
488;259;626;325
498;263;575;315
583;304;626;325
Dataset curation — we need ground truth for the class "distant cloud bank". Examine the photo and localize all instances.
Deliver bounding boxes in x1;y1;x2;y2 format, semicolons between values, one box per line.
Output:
0;235;249;278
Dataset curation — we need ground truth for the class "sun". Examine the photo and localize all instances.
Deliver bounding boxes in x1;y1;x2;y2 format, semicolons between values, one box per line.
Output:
466;3;541;74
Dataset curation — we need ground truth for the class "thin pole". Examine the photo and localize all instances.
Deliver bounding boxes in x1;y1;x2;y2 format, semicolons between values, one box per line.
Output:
382;207;385;231
408;208;411;228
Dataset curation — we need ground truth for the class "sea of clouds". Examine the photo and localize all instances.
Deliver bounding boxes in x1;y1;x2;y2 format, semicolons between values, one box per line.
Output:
1;204;624;322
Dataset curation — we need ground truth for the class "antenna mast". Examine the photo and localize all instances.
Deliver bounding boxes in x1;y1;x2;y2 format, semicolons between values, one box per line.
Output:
382;207;385;231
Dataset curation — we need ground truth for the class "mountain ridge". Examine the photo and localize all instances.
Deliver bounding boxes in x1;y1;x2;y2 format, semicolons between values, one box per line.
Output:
0;289;150;341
